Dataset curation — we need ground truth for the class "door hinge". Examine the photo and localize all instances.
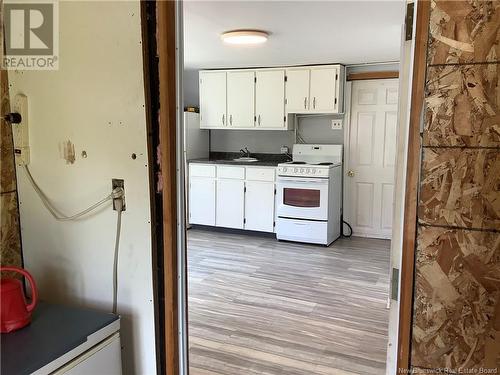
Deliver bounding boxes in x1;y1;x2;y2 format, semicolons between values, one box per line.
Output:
284;76;287;82
334;98;337;105
274;188;277;195
405;2;414;41
335;74;338;80
273;221;276;227
254;115;257;122
244;218;246;224
285;98;287;105
244;186;247;193
284;116;286;122
391;268;399;300
254;77;257;83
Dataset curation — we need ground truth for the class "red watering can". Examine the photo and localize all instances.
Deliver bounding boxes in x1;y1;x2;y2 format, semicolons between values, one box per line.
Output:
0;266;38;333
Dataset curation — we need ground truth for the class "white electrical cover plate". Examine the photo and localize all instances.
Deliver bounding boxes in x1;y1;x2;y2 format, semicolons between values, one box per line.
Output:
12;94;30;165
331;119;343;130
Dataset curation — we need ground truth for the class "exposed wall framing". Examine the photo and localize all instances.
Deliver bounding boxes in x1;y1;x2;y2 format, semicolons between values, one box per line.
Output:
398;0;431;370
0;69;23;272
144;1;180;373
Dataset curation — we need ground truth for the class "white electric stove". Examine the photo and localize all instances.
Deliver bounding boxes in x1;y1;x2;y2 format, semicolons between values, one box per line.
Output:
275;144;343;245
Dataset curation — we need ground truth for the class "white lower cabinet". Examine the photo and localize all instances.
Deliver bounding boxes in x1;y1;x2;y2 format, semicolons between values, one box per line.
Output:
188;164;276;233
216;179;245;229
189;176;216;225
245;181;275;232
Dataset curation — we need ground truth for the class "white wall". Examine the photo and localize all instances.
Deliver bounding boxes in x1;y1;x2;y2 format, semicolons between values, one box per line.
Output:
209;121;344;154
9;2;156;374
210;129;294;153
183;69;200;107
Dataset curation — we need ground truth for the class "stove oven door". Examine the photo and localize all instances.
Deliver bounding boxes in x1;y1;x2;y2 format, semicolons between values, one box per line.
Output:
276;176;329;221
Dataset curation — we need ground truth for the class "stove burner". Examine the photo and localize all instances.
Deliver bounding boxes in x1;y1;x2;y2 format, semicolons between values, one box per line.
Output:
290;161;306;164
317;162;333;166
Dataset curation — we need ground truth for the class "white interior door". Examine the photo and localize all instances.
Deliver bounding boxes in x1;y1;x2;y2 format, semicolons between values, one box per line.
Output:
285;68;310;112
199;71;226;128
216;179;245;229
310;68;337;112
255;70;285;128
227;71;255;128
345;79;399;239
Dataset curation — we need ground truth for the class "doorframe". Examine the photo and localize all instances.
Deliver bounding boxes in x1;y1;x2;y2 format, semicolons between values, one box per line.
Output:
148;0;430;373
151;1;189;373
396;0;431;371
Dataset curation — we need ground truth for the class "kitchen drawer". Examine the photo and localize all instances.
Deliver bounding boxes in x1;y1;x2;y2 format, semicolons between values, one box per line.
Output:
245;167;275;182
276;217;328;244
217;166;245;179
190;164;216;178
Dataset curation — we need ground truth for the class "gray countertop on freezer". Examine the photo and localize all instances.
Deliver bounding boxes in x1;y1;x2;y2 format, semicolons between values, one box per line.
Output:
1;302;119;375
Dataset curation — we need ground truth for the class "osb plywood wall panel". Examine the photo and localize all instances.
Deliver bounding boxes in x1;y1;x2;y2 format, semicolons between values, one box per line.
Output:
424;64;499;147
419;148;499;230
427;0;500;65
412;227;500;369
0;69;22;269
411;0;500;372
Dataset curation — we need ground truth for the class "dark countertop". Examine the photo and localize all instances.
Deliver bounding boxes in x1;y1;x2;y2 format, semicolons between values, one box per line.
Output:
1;302;119;375
189;152;289;167
189;158;281;167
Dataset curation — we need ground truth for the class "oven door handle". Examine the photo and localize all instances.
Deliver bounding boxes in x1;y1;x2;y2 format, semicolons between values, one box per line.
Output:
277;179;328;185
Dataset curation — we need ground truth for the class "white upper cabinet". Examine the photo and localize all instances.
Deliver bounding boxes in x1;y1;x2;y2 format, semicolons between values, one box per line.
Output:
255;70;285;129
199;71;226;129
310;66;340;113
227;71;255;128
285;68;310;112
199;64;344;130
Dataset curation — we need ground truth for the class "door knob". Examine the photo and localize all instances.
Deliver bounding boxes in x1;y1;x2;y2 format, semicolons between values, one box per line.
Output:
347;170;355;177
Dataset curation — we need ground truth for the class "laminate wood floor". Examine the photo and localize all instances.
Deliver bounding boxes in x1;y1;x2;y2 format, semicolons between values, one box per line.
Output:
187;228;391;375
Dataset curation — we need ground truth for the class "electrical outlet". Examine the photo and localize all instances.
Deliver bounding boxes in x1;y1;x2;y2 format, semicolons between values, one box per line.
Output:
112;179;126;211
331;119;343;130
280;145;289;154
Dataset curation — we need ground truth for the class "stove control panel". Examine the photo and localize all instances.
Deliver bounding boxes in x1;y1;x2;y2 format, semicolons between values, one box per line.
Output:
277;166;330;177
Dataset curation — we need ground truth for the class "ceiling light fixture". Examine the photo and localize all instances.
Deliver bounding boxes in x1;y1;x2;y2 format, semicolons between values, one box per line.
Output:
221;30;268;45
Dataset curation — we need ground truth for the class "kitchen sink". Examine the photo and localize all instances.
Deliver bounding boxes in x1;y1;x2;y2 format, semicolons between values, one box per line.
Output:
232;157;258;162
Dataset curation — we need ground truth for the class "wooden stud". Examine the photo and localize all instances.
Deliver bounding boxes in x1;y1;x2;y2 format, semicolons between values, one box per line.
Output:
397;0;431;371
156;1;179;374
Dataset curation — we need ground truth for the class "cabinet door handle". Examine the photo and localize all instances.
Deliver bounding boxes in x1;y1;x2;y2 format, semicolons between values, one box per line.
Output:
222;114;225;125
258;114;261;126
230;114;233;125
304;97;307;109
313;97;316;109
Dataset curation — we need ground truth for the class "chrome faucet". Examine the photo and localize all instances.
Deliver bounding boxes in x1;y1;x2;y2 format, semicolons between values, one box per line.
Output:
239;147;250;158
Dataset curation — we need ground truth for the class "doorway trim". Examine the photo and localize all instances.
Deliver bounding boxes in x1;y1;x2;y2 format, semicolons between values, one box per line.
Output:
148;0;430;373
396;0;430;371
155;1;182;374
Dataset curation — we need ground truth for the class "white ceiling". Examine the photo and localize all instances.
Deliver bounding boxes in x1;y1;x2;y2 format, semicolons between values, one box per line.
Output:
183;1;406;70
